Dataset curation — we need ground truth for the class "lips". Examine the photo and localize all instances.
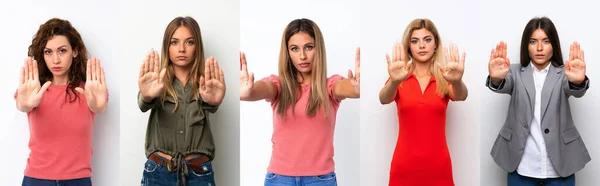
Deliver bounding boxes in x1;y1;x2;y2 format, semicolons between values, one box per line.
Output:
51;67;62;71
535;54;545;58
176;56;187;60
299;63;310;68
418;51;428;55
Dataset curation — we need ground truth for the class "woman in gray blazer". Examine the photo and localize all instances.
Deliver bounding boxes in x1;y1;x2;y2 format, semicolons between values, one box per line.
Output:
486;17;590;186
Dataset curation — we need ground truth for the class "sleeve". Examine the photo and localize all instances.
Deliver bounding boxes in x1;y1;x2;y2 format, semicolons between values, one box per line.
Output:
328;74;345;104
485;66;514;95
564;75;589;98
137;91;157;112
200;99;220;113
261;74;280;103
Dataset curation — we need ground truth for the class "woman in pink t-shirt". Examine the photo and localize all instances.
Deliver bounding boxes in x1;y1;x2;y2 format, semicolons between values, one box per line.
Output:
14;18;108;186
240;18;360;186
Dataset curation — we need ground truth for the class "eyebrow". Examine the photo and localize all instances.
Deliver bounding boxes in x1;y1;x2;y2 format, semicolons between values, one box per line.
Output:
411;35;433;39
171;37;194;40
44;45;68;50
289;42;314;46
529;37;549;40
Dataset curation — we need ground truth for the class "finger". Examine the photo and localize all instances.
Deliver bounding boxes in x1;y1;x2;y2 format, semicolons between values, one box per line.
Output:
100;67;106;85
210;57;217;80
27;57;33;81
490;49;495;61
214;59;222;81
581;50;585;63
199;75;205;88
75;87;84;95
139;61;145;78
20;67;25;84
436;61;445;72
406;59;413;70
461;52;466;66
454;44;459;62
39;81;52;95
240;52;246;71
33;59;39;81
386;53;391;66
148;51;155;73
23;58;29;81
391;44;397;62
219;67;225;84
569;43;574;62
506;57;511;67
355;47;360;70
144;51;150;74
204;58;211;80
158;68;167;84
443;46;449;64
96;58;102;82
576;42;581;60
85;59;91;81
348;69;354;79
249;72;255;83
154;50;160;73
399;44;406;62
92;58;98;81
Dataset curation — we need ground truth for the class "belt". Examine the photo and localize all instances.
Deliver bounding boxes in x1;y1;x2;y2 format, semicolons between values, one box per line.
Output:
148;153;210;173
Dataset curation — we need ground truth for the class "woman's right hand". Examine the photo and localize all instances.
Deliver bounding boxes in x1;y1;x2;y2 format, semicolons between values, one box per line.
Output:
138;50;166;102
488;41;510;85
17;57;51;112
239;52;255;100
386;43;411;84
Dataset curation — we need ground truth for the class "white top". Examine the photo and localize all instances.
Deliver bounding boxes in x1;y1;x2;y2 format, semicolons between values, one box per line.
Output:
517;63;559;178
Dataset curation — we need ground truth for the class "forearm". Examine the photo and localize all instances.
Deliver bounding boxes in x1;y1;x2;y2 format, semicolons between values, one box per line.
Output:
241;81;276;101
379;80;400;104
450;80;468;101
333;79;359;99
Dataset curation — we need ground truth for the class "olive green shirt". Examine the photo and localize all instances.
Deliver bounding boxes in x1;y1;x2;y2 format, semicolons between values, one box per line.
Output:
138;78;219;162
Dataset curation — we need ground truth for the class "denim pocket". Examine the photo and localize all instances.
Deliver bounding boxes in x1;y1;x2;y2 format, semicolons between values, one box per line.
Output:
144;159;160;173
265;172;278;180
315;172;336;181
190;161;214;177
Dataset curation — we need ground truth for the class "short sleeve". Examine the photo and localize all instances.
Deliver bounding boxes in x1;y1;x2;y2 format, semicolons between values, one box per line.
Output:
261;74;280;103
328;74;345;104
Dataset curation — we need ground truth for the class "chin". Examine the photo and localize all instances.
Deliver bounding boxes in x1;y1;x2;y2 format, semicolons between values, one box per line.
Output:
173;60;192;67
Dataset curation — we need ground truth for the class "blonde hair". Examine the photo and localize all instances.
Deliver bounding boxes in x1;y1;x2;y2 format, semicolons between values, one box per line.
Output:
277;18;329;117
160;16;205;111
401;18;449;97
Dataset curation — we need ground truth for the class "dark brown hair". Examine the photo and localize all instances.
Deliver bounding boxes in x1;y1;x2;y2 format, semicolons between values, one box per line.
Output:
28;18;88;102
520;17;563;67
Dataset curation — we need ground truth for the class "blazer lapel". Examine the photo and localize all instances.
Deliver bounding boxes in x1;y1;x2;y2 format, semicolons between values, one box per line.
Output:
520;65;535;112
541;65;561;120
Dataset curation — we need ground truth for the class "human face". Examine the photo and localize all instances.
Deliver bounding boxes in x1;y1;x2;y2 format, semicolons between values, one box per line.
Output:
528;28;553;70
43;35;77;79
169;26;196;68
288;32;315;76
408;28;436;63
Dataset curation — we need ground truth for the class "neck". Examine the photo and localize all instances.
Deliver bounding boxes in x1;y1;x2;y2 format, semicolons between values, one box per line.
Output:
413;60;432;77
297;72;312;85
173;65;191;85
52;75;69;85
532;61;550;71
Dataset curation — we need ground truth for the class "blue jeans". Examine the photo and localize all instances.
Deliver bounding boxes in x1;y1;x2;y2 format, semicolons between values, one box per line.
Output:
264;172;337;186
507;172;575;186
140;155;216;186
22;176;92;186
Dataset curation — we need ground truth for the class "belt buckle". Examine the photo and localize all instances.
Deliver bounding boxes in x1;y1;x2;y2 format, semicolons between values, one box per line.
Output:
166;160;177;172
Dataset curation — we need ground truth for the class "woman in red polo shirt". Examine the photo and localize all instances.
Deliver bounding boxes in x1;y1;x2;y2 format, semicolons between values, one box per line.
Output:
378;18;468;186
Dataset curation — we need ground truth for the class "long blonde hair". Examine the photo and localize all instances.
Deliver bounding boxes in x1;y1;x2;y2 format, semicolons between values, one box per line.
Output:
277;18;329;117
401;18;449;97
160;16;205;111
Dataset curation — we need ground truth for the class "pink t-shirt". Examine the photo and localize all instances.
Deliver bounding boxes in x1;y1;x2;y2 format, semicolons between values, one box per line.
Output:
15;84;95;180
262;74;344;176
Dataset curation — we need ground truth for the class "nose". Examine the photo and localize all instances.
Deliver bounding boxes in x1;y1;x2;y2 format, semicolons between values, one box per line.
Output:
178;42;185;53
419;41;425;49
536;42;543;51
299;49;307;60
52;53;60;64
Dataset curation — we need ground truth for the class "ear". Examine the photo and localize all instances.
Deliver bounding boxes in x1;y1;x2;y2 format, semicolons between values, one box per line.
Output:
72;49;79;58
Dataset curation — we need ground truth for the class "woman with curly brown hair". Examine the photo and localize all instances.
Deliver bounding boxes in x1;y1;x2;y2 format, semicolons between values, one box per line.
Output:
14;18;108;186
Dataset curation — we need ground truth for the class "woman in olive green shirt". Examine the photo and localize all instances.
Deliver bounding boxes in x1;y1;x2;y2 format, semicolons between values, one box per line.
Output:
137;16;226;186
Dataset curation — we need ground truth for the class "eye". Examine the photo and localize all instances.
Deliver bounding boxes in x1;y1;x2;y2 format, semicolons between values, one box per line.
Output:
44;50;52;55
529;40;536;44
411;40;418;44
59;49;67;53
186;40;194;45
425;38;432;42
170;41;178;45
290;46;298;52
543;40;551;44
305;46;313;50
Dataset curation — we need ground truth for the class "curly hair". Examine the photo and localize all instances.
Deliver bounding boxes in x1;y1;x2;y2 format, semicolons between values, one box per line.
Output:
28;18;88;102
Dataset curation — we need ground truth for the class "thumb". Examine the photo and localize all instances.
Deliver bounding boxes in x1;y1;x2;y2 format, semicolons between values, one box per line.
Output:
75;87;84;95
249;72;255;83
158;68;167;84
348;69;354;79
38;81;52;95
435;61;445;72
199;75;206;89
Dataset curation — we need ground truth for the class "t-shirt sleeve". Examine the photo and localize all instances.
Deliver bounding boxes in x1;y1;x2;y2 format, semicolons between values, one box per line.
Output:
328;74;345;104
261;74;280;103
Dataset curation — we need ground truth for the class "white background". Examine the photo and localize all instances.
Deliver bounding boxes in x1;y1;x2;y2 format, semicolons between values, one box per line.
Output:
119;0;240;186
239;0;360;185
360;0;481;185
478;0;600;185
0;1;121;185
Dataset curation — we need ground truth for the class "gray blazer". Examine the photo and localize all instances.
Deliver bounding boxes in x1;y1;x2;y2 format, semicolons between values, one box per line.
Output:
486;63;591;177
